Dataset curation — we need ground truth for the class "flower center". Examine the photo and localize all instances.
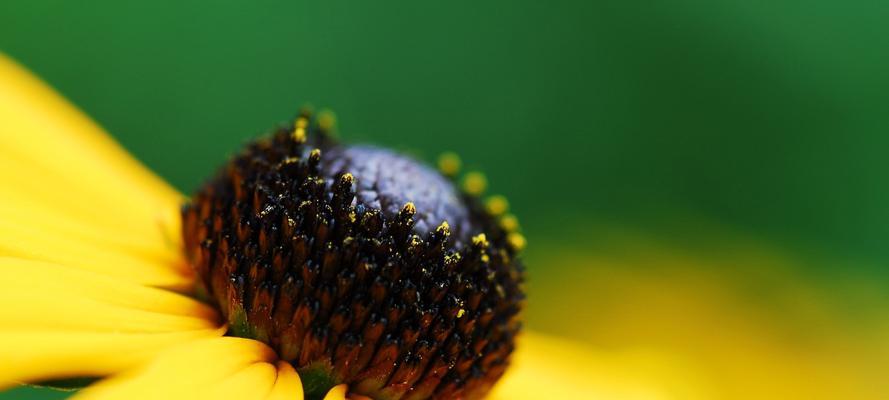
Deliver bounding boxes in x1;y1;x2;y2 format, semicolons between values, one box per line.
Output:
322;145;476;243
182;112;525;400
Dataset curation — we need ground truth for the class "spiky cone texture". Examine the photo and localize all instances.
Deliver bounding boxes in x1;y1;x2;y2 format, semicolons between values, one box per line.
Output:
182;113;525;400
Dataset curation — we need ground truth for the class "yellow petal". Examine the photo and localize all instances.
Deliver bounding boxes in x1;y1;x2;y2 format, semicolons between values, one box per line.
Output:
265;362;304;400
0;53;186;286
0;188;180;262
0;156;182;258
0;257;217;332
490;332;681;400
205;362;278;399
74;337;285;400
0;292;216;333
0;215;192;289
323;384;348;400
0;328;225;388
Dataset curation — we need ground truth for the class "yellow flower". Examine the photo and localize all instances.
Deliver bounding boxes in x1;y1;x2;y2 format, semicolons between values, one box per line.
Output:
0;53;667;399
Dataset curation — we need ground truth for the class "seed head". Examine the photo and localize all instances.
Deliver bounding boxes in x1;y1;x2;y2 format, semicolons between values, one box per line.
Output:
182;110;525;400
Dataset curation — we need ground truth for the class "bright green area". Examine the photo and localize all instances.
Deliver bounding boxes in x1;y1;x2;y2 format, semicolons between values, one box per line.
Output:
2;1;889;398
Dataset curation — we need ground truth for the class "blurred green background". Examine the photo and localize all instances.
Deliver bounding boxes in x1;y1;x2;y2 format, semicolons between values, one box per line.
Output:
2;1;889;398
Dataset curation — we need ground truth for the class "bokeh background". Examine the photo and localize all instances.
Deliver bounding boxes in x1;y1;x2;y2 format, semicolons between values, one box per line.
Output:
3;1;889;398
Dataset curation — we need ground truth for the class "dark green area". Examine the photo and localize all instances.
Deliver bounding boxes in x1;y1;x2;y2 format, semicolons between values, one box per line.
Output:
298;363;339;400
1;387;69;400
27;379;96;391
2;1;889;398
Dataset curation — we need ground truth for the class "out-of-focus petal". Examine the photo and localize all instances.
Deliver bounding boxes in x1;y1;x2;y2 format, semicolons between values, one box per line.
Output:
490;332;680;400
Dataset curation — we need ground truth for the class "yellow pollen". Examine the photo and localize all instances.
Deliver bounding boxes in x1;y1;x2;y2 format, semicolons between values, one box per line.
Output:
499;214;520;232
462;172;487;196
402;202;416;214
318;109;337;132
291;118;308;142
472;233;489;248
445;253;462;265
507;232;526;252
457;309;466;318
485;195;509;216
410;235;423;247
495;284;506;298
437;152;462;177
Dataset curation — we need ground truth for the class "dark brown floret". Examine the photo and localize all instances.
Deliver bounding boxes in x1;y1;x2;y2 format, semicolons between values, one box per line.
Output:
182;110;525;400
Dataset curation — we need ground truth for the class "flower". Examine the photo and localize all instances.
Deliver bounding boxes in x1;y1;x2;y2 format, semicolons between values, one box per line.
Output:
0;52;662;399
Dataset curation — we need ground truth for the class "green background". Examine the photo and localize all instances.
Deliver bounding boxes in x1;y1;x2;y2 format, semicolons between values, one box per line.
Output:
2;1;889;398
